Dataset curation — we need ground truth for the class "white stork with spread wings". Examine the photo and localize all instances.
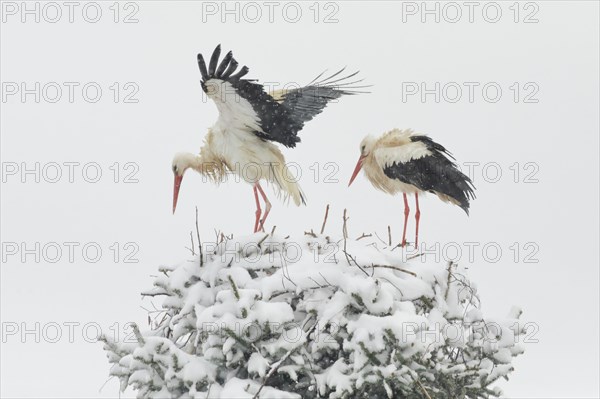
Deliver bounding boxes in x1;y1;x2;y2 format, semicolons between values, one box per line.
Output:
172;45;365;232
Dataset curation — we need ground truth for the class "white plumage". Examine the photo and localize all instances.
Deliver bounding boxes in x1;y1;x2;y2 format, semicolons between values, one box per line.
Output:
349;128;475;247
172;45;364;232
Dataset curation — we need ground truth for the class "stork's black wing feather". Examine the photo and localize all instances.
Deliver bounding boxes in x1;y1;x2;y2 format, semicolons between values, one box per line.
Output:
278;68;368;127
383;138;475;214
232;79;304;146
410;135;456;160
196;45;365;148
215;51;233;77
197;44;302;146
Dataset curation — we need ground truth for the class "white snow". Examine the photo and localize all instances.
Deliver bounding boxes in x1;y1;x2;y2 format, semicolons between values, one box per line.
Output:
102;231;525;398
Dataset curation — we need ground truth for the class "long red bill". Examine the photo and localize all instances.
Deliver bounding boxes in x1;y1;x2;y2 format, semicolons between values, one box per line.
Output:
173;174;183;214
348;156;365;187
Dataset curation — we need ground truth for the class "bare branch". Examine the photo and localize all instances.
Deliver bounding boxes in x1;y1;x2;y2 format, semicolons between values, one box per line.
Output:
342;209;369;276
407;252;424;261
319;272;333;286
356;233;372;241
308;277;324;288
365;264;417;277
189;232;195;255
373;231;389;246
257;233;270;248
415;377;433;399
131;323;145;345
320;204;330;235
228;275;240;300
444;261;454;301
195;207;204;267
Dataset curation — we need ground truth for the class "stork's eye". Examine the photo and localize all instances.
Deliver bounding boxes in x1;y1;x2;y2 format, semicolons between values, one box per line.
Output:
361;145;366;153
172;165;177;174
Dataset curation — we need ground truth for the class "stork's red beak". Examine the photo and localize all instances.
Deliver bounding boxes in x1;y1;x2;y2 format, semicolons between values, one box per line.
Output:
348;155;365;187
173;174;183;214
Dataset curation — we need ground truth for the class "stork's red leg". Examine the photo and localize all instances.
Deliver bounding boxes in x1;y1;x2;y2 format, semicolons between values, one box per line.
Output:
401;193;410;247
256;182;271;232
414;192;421;249
253;185;262;233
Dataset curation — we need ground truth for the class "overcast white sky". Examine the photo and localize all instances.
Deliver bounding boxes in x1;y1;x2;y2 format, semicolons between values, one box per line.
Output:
1;1;599;397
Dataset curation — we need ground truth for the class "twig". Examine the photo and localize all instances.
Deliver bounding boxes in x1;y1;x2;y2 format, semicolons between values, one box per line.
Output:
387;226;392;246
308;273;333;289
407;252;423;260
378;276;403;295
373;231;389;246
320;204;330;234
279;252;297;287
415;377;433;399
391;240;418;252
308;277;324;288
252;318;321;399
345;251;368;276
342;209;369;276
444;261;454;301
356;233;372;241
366;264;417;277
141;290;169;297
342;210;351;265
391;235;415;249
98;375;116;394
257;233;270;248
304;229;317;238
319;272;333;286
189;232;195;255
228;275;240;300
195;207;204;267
131;323;145;345
342;209;349;250
270;225;276;236
177;331;194;349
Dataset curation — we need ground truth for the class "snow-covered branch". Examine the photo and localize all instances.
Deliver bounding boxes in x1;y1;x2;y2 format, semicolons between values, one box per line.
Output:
101;226;525;398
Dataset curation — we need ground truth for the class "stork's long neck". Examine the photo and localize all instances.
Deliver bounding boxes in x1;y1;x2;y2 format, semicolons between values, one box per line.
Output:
184;153;204;174
189;143;227;182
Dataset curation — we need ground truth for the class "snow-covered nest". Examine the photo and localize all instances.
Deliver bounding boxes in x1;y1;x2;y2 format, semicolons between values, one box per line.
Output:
101;230;525;398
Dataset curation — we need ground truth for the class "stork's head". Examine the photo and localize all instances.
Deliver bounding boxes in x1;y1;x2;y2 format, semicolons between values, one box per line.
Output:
348;135;376;186
171;152;196;214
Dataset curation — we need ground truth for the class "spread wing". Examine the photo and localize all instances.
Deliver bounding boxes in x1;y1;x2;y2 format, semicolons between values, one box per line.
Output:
198;45;366;148
274;68;367;127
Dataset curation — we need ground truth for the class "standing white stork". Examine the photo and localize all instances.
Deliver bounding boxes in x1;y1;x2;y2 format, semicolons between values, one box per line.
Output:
172;44;364;232
348;128;475;248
